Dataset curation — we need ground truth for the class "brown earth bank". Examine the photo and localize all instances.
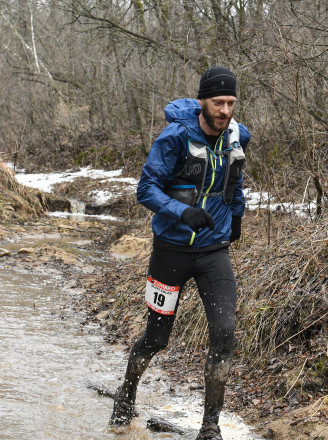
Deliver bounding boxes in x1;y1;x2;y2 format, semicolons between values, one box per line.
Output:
0;159;48;221
0;205;327;440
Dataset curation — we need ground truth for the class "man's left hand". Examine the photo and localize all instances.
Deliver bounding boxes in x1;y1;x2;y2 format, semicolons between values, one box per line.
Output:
229;216;242;243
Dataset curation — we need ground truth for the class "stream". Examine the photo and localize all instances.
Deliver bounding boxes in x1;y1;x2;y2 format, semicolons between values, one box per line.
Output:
0;234;261;440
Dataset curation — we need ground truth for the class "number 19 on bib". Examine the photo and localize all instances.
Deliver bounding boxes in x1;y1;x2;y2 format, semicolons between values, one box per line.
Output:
145;276;180;315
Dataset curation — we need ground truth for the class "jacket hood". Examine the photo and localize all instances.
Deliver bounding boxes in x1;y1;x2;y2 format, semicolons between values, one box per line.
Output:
165;99;202;139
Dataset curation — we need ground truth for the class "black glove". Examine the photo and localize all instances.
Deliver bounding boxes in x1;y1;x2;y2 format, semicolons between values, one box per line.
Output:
229;216;242;243
181;207;215;233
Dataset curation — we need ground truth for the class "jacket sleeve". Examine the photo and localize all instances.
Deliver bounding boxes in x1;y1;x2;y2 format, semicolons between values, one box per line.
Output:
230;124;251;217
137;124;190;220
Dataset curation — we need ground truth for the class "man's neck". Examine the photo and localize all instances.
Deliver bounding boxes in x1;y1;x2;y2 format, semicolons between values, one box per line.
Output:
202;131;222;149
199;114;223;136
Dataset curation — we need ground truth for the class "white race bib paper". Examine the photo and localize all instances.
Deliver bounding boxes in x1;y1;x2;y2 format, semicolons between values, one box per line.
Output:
145;276;180;315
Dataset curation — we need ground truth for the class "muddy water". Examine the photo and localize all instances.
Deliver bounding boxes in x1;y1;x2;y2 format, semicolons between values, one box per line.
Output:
1;233;91;252
1;233;113;269
0;267;112;439
0;240;260;440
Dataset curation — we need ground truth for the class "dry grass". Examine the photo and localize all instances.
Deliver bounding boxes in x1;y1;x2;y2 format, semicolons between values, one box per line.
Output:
0;158;47;221
236;212;327;357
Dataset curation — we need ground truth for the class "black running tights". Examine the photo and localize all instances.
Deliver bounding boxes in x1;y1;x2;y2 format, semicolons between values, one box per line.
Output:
132;245;237;365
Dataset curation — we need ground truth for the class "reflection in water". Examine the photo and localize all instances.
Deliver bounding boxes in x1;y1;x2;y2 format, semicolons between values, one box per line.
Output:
0;263;259;440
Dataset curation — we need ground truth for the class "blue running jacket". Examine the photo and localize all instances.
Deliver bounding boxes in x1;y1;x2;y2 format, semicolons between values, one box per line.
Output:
137;98;251;247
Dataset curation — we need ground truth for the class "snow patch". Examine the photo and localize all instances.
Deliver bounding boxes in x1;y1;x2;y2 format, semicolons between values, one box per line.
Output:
48;211;122;221
13;166;125;193
244;188;317;217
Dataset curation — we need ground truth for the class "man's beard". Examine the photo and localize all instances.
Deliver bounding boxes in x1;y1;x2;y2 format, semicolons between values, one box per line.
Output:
202;102;231;133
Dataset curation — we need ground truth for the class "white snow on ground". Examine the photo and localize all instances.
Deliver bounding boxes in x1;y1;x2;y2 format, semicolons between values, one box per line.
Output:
244;187;317;217
11;165;135;194
88;183;137;206
48;211;121;221
89;189;114;205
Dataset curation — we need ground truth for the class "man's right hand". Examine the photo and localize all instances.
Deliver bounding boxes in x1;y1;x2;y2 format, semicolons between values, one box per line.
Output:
181;207;215;233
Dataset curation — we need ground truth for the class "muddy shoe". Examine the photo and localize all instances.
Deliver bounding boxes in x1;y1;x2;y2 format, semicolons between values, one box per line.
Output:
195;422;223;440
109;385;138;426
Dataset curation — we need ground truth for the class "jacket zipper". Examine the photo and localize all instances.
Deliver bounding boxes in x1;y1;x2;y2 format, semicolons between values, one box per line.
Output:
189;134;224;246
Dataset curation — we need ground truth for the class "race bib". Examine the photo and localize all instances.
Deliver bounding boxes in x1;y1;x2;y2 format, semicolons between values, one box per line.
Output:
145;276;180;315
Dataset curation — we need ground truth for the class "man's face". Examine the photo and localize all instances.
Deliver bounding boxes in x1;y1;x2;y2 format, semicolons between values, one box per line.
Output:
199;96;236;135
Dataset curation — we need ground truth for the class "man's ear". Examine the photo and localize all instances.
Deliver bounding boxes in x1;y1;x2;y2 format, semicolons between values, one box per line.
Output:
197;99;203;106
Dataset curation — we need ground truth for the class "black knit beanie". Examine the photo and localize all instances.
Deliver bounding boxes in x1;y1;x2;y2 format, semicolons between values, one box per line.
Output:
197;66;237;99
